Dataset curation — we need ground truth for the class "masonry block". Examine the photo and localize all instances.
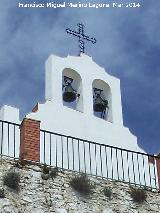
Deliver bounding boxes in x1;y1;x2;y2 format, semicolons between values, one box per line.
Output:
20;118;40;162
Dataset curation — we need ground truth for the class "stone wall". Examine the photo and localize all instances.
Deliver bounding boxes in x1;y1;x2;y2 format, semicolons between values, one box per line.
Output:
0;158;159;213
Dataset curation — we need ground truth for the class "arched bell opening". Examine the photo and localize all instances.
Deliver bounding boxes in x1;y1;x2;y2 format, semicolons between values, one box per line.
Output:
92;79;113;122
62;68;83;112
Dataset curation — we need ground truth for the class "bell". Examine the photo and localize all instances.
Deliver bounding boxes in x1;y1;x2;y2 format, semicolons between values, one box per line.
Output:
94;95;106;112
93;87;108;113
63;84;77;102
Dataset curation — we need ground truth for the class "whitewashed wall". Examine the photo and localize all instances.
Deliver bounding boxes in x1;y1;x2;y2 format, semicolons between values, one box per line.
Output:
0;105;20;158
27;54;141;152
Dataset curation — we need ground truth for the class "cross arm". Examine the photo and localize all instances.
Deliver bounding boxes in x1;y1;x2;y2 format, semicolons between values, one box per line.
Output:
66;29;80;37
83;35;97;43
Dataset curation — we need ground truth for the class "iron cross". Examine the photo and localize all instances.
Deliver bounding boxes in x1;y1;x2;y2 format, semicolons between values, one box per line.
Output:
66;23;97;54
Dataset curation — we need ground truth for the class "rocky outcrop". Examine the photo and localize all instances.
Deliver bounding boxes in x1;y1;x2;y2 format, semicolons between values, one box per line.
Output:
0;158;159;213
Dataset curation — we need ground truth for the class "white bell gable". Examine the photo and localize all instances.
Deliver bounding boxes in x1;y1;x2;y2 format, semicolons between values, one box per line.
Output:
26;53;143;152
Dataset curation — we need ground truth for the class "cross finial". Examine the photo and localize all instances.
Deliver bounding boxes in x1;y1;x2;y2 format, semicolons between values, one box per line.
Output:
66;23;97;55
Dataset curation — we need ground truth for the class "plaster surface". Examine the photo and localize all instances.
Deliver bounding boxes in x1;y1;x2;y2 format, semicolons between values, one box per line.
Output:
27;54;142;152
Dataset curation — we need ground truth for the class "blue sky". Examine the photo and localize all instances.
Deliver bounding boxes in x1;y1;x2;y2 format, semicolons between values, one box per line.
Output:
0;0;160;154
